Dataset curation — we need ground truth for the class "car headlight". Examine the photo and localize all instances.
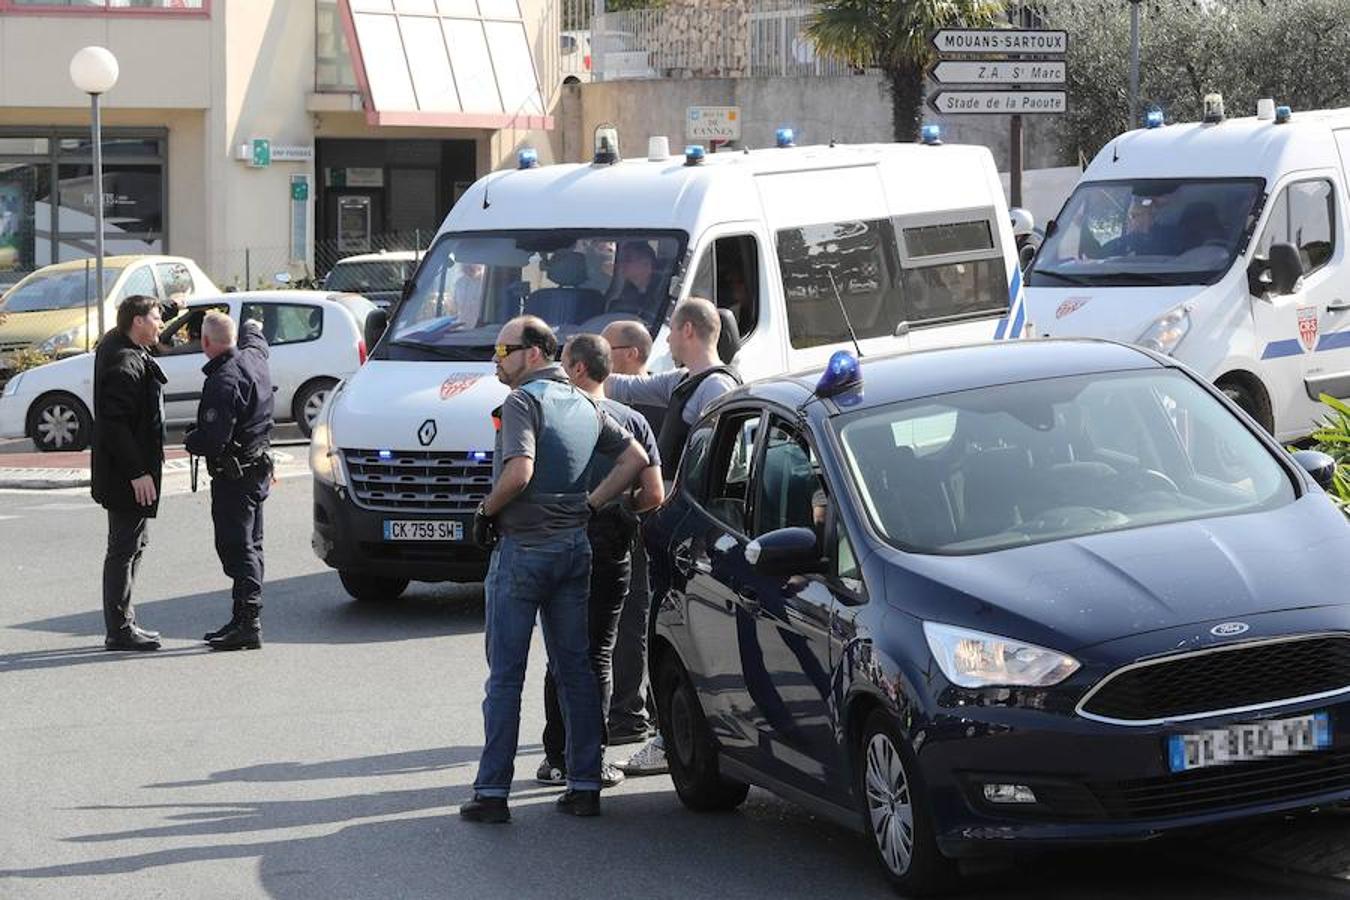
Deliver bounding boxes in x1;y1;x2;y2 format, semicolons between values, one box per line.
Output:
1;371;23;398
1137;307;1191;356
38;325;86;356
923;622;1081;688
308;401;346;486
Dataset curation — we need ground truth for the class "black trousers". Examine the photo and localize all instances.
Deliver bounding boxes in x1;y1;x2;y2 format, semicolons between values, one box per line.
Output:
210;465;269;616
609;535;652;736
542;511;635;764
102;510;150;636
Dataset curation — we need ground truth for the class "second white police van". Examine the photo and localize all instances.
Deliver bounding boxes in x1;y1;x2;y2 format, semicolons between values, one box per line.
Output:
310;132;1027;601
1027;98;1350;440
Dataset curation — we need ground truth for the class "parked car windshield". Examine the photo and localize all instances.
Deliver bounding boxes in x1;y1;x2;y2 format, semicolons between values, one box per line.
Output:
325;259;413;294
380;230;684;361
836;368;1295;554
1029;179;1263;287
0;266;125;312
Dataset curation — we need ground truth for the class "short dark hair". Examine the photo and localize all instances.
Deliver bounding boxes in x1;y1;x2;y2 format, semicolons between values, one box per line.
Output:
618;241;656;265
117;295;159;333
516;315;559;359
565;333;611;382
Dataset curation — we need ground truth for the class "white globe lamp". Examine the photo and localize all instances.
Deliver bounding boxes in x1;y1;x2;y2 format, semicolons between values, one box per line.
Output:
69;46;119;339
70;46;119;95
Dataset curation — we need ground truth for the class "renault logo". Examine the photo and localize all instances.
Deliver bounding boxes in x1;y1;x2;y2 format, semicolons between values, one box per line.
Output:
1210;622;1250;638
417;419;437;446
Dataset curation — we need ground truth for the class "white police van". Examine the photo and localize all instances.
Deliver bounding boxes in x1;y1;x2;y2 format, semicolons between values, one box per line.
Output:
310;131;1029;601
1025;98;1350;440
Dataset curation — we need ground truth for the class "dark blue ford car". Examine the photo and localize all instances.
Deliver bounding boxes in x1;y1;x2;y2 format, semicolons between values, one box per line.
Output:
643;339;1350;895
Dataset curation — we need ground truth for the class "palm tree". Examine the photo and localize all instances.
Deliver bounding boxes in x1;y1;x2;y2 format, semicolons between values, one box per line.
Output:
808;0;1005;142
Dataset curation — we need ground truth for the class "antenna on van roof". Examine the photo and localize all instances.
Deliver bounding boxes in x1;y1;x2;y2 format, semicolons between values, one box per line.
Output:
825;269;863;358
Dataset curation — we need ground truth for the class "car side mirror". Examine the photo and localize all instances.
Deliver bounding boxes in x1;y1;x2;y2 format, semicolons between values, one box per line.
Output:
1292;449;1337;491
364;308;389;352
1268;242;1304;295
745;527;825;577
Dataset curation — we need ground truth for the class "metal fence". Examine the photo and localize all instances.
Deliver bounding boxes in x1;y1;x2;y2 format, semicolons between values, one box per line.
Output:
205;231;434;293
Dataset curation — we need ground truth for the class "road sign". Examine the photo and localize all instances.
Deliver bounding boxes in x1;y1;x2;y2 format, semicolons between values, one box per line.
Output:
929;90;1067;115
930;60;1065;85
686;106;741;141
932;29;1067;55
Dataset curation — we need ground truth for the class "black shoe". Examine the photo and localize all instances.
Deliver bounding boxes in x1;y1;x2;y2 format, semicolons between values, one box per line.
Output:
132;624;161;641
208;618;261;651
105;629;160;652
203;617;237;641
607;727;652;747
556;789;600;817
459;795;510;823
536;760;567;786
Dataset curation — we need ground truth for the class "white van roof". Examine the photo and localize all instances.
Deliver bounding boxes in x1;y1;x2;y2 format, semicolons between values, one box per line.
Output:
441;142;1006;235
1084;108;1350;182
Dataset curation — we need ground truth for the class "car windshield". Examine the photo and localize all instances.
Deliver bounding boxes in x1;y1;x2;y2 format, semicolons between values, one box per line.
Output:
836;369;1294;554
325;259;412;293
1029;179;1264;287
0;267;124;312
381;230;684;361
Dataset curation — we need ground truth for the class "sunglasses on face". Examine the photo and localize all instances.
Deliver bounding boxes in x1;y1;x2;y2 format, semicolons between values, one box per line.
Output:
494;343;529;359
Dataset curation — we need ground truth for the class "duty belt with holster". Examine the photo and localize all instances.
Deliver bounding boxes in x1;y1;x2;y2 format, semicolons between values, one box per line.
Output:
207;441;273;481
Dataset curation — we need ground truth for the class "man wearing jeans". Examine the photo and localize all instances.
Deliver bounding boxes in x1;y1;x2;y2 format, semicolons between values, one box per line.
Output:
460;316;647;824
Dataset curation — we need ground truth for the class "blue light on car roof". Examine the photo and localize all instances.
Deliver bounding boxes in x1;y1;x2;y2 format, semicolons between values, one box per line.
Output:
517;147;539;169
921;124;942;145
684;145;705;166
1145;109;1164;129
815;350;862;399
775;127;795;148
1275;105;1292;124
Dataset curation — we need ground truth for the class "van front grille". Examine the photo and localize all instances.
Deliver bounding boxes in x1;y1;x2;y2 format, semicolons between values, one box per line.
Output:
342;448;492;513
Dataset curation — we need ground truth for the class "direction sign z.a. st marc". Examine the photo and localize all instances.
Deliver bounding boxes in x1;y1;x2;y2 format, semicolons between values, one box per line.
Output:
930;60;1066;86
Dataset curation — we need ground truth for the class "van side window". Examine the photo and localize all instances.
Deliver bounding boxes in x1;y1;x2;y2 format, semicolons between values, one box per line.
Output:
690;235;760;337
776;219;902;349
1256;179;1335;274
895;214;1009;322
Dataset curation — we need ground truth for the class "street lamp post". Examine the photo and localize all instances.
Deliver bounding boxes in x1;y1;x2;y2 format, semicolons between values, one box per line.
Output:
69;46;119;341
1128;0;1143;128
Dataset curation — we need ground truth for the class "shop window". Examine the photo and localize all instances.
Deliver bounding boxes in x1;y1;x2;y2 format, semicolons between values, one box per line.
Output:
242;303;325;346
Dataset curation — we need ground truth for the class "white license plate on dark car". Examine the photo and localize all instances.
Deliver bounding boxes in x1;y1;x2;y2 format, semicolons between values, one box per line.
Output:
1167;711;1331;773
382;520;463;541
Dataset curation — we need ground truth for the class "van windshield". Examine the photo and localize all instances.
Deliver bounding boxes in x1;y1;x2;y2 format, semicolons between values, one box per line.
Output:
1029;178;1263;288
380;230;685;361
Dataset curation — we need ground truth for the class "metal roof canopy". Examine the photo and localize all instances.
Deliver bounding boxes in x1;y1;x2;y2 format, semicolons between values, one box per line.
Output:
338;0;552;130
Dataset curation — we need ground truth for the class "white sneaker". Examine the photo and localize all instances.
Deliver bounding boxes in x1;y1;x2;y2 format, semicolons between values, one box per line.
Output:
616;736;668;776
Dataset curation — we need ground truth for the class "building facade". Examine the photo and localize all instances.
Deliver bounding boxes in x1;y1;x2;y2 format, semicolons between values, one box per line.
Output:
0;0;560;289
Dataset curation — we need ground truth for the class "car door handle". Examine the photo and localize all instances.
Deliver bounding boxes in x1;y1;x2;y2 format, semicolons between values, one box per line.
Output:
1330;300;1350;312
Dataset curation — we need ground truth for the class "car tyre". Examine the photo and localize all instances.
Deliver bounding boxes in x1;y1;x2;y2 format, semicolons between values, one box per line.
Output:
857;710;956;896
28;392;92;452
293;378;339;439
656;652;749;811
1218;379;1273;434
339;570;409;603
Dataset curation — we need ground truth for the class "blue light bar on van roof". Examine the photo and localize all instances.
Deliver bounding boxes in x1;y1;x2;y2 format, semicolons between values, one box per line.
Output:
1276;105;1292;124
1145;109;1164;129
517;147;539;169
816;350;862;399
775;127;795;148
684;145;705;166
921;124;942;145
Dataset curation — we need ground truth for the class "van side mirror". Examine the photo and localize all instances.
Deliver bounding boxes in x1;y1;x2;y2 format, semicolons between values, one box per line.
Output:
745;527;825;577
1268;243;1304;295
364;309;389;352
1292;449;1337;491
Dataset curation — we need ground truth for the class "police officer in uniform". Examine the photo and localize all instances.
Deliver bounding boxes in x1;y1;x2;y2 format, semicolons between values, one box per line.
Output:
460;315;648;824
185;311;274;651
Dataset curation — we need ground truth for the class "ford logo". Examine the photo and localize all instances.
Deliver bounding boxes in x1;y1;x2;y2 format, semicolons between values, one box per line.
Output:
1210;622;1250;637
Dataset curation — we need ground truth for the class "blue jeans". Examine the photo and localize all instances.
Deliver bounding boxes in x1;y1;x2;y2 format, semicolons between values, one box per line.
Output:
473;530;602;797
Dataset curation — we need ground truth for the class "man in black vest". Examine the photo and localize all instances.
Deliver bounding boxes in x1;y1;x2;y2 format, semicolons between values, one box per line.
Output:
603;296;742;775
92;295;167;652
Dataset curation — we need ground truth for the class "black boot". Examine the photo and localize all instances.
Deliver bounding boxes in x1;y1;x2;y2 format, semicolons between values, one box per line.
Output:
205;600;243;641
555;789;600;817
208;612;261;651
459;795;511;824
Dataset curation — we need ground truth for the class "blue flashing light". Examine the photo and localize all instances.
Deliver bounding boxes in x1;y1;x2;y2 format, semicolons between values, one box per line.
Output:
815;350;862;399
684;145;705;166
1276;105;1292;124
378;449;393;460
920;124;942;145
1145;109;1164;129
517;147;539;169
470;451;488;462
775;127;796;148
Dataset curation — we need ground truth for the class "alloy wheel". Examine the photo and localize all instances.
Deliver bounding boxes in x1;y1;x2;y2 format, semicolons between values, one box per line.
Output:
864;732;914;876
37;403;79;449
302;388;330;432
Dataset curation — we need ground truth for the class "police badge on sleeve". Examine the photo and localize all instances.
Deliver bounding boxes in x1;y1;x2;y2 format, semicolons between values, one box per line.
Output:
1298;307;1319;353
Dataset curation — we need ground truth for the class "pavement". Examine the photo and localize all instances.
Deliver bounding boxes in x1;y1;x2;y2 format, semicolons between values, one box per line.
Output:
5;474;1350;897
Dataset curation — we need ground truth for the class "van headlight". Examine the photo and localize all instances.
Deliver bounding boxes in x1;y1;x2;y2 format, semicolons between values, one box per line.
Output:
39;324;85;355
308;400;346;486
923;622;1081;688
1137;307;1191;355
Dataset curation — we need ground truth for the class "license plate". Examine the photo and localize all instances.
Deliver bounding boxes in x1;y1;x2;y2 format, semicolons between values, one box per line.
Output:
382;519;464;541
1167;712;1332;773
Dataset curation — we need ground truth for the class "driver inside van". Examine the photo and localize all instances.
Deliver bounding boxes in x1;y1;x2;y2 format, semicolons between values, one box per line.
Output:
1102;187;1179;257
607;242;659;314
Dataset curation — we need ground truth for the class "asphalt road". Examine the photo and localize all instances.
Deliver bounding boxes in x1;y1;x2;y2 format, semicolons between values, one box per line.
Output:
0;476;1342;899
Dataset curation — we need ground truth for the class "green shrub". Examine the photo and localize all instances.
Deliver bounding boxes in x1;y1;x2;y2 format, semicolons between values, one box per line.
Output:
1307;393;1350;513
9;347;53;375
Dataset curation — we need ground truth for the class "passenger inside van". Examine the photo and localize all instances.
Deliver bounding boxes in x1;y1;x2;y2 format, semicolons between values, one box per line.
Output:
608;241;660;314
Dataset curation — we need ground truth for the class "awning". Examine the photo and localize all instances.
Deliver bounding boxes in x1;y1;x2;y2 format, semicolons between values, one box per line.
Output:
338;0;552;130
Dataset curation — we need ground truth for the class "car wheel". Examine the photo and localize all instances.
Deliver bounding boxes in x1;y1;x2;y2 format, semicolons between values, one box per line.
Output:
28;392;92;452
338;570;409;603
657;652;749;811
858;710;956;896
1218;379;1273;434
293;378;339;439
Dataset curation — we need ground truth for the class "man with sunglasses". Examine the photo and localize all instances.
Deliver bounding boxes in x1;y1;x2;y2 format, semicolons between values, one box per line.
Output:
461;315;649;824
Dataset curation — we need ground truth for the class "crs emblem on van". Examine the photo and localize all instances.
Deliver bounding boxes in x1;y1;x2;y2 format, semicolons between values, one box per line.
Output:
1298;307;1319;353
439;373;481;401
1056;296;1091;319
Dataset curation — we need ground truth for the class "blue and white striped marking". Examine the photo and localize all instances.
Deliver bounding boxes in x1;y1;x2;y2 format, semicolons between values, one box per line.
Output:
993;266;1025;341
1262;329;1350;359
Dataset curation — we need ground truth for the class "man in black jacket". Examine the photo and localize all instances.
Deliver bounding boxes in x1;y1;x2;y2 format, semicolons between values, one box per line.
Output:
92;294;167;652
185;312;274;651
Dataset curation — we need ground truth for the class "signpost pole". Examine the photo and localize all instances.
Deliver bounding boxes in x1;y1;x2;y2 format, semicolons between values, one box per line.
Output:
1128;0;1142;128
1010;114;1024;208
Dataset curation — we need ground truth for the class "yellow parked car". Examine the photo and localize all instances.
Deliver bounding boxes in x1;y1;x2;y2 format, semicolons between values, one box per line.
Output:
0;255;218;377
